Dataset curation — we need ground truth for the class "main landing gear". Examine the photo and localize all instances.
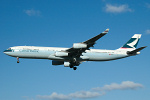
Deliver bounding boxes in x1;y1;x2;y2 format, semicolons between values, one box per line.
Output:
17;57;19;63
73;67;77;70
70;65;77;70
69;58;78;70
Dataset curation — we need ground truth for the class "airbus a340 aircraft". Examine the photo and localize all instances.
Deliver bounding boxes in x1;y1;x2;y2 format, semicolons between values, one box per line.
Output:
4;29;146;70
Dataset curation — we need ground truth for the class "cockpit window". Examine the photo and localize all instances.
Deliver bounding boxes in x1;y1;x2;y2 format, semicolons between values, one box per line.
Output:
8;48;11;50
4;48;13;52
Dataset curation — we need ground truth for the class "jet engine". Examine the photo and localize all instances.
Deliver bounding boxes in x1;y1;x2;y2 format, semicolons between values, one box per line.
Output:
73;43;87;49
55;52;68;57
64;62;70;67
52;60;64;65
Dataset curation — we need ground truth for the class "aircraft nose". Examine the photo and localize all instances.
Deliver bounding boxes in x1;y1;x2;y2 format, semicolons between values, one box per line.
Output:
3;49;12;54
3;50;8;54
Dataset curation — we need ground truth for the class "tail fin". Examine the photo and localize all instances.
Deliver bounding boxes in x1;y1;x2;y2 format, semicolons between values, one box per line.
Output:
119;34;141;50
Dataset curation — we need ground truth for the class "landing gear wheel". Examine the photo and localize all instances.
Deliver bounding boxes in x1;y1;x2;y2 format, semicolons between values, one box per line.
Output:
17;57;19;63
70;65;73;68
73;67;77;70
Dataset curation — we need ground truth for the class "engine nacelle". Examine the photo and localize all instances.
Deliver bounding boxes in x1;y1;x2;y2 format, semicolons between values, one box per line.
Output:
73;43;87;49
52;60;64;65
55;52;68;57
64;62;70;67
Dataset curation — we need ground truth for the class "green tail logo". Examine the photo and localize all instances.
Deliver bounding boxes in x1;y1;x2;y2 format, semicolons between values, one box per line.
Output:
121;34;141;49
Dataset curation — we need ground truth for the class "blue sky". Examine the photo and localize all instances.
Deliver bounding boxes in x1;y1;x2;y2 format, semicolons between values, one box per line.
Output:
0;0;150;100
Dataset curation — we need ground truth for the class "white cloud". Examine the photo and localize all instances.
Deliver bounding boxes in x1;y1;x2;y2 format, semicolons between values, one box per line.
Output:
145;29;150;34
37;91;102;100
37;92;71;100
92;81;143;91
69;91;104;99
24;9;41;16
105;4;133;13
36;81;143;100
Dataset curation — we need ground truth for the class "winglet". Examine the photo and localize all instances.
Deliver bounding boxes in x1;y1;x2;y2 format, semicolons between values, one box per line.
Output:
102;28;109;34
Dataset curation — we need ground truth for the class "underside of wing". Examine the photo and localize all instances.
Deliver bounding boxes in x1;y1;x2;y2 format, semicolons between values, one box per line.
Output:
83;28;109;45
52;29;109;69
66;29;109;57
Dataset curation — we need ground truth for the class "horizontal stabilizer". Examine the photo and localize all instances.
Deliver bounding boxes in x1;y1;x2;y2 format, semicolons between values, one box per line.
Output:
127;46;147;55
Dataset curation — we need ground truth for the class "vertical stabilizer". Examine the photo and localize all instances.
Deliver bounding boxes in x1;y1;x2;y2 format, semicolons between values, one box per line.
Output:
119;34;141;50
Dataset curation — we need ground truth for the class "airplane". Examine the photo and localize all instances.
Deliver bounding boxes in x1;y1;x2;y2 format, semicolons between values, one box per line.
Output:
3;29;147;70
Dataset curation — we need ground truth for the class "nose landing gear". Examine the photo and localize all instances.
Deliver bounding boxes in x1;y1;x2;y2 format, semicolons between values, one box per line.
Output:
17;57;19;63
69;65;77;70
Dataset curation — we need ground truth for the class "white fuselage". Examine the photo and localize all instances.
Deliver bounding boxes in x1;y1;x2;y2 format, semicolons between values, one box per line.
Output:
4;46;131;62
3;32;144;70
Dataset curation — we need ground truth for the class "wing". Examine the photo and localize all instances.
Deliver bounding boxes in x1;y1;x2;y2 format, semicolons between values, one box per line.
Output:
66;29;109;57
